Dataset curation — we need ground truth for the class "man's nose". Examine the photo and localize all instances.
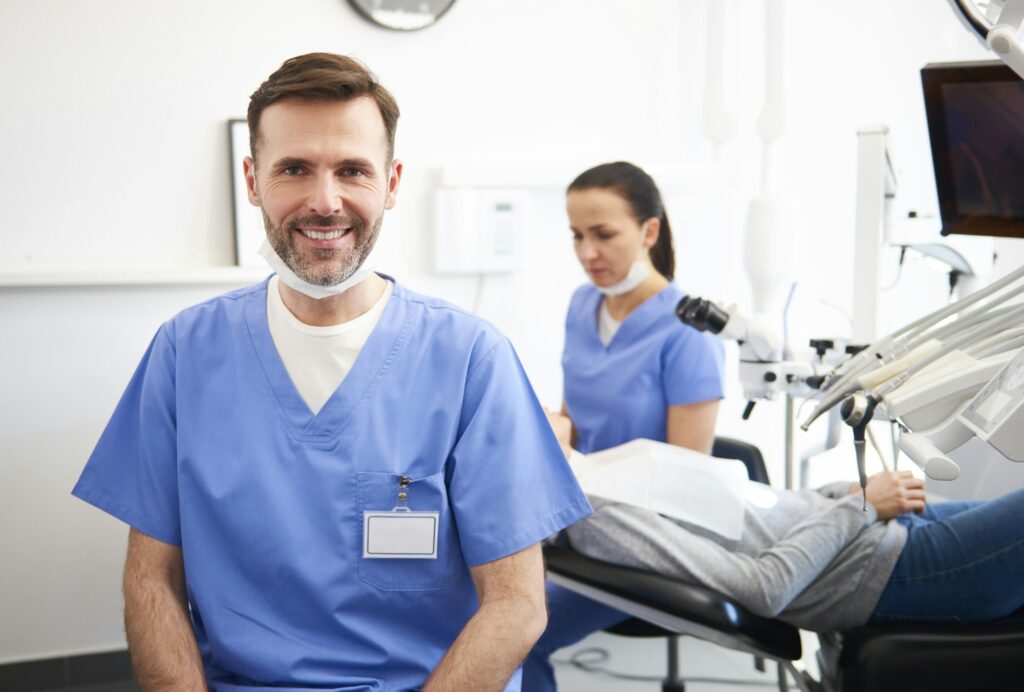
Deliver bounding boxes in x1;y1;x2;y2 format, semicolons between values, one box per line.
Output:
308;174;344;216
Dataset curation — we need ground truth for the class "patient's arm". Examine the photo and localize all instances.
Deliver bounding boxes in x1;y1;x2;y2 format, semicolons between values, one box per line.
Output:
818;471;927;519
567;495;875;619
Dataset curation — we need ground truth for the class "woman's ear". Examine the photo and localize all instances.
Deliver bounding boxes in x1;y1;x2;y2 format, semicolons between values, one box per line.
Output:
642;217;660;249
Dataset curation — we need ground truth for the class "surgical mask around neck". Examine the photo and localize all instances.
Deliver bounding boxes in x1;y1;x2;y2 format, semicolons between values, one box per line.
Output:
596;259;651;296
258;238;376;300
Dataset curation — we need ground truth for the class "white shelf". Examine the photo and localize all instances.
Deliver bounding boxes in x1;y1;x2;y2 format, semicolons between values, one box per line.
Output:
0;266;271;288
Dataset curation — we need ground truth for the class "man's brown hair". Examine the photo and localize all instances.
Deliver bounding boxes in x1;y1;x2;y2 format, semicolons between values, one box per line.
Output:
247;52;400;163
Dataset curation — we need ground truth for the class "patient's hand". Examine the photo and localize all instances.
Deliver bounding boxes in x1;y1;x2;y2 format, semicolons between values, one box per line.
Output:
544;409;574;459
854;471;926;520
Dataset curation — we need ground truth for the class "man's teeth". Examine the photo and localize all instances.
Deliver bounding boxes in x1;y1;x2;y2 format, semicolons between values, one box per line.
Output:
301;229;347;240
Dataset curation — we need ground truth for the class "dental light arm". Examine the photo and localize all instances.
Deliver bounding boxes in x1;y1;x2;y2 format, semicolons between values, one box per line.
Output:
947;0;1024;79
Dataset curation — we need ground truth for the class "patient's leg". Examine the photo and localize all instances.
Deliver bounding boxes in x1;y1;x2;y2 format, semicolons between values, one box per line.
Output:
870;485;1024;623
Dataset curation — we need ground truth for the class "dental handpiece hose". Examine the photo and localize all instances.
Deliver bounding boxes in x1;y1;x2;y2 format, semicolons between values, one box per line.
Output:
853;437;868;512
841;395;877;511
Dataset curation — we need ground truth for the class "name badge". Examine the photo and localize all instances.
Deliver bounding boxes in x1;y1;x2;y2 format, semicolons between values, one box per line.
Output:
363;510;439;559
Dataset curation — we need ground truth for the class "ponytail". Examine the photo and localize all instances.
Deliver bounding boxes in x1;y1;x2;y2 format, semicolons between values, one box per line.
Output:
649;211;675;280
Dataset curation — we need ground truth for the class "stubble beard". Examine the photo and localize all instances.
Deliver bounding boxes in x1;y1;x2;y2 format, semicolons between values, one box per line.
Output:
263;210;382;286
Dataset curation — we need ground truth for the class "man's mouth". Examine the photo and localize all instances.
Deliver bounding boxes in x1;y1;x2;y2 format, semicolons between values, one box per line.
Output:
299;228;350;240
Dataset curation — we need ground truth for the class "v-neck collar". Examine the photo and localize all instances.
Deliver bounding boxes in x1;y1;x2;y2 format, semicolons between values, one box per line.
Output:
243;275;412;442
592;283;677;351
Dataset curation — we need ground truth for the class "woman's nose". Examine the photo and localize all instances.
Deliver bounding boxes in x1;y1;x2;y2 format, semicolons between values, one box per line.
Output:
577;239;599;260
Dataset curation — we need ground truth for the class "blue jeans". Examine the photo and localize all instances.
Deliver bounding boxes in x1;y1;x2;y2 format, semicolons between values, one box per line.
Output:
871;485;1024;623
521;582;630;692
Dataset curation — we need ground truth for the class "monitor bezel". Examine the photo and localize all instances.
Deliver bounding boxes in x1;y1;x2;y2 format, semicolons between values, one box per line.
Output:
921;59;1024;238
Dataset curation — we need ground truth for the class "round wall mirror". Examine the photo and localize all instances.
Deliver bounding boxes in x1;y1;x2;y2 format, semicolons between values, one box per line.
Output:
348;0;456;31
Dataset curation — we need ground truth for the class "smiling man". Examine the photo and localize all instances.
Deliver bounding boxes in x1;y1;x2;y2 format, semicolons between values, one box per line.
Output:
72;53;590;692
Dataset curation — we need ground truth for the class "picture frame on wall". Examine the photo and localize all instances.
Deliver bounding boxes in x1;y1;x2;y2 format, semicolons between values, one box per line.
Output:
229;119;268;268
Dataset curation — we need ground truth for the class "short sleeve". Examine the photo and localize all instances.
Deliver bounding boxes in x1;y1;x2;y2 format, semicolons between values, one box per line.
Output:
71;323;182;545
662;327;725;406
447;337;592;566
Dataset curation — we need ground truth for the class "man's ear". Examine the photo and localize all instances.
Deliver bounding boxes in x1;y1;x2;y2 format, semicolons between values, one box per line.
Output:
243;156;260;207
384;159;403;210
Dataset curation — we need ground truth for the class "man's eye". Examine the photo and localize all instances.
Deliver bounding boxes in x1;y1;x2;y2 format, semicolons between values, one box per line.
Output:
282;166;303;176
340;167;364;177
596;233;614;241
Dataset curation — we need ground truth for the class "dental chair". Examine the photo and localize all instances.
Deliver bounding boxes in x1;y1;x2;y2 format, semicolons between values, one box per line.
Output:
543;436;1024;692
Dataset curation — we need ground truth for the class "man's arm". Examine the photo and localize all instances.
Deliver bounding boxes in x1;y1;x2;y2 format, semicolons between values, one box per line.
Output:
123;528;207;692
423;543;547;691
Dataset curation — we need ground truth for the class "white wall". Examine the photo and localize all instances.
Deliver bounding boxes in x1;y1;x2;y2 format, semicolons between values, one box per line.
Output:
2;0;1022;663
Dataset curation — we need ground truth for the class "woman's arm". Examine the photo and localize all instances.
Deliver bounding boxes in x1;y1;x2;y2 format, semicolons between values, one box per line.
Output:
666;399;720;454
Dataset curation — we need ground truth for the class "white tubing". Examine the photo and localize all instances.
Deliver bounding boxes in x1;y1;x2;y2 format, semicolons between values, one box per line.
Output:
858;340;943;391
803;266;1024;430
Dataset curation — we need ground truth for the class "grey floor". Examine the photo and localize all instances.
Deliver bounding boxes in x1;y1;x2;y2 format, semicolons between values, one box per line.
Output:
554;630;815;692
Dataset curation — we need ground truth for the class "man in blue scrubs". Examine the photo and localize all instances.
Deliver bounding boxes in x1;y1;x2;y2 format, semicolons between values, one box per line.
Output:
72;53;591;692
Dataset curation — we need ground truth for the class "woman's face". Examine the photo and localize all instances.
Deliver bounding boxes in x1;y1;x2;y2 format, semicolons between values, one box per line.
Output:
567;188;656;288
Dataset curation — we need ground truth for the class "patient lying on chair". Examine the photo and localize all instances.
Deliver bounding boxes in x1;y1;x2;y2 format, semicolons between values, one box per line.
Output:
565;471;1024;631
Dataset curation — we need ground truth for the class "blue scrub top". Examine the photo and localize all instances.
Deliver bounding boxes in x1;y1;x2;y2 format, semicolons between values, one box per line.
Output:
73;276;591;692
562;283;725;454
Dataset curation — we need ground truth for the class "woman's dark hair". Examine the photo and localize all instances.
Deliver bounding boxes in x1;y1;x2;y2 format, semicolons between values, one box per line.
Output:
567;161;675;279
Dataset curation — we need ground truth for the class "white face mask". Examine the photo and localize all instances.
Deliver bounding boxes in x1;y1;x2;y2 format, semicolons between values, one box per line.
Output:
595;259;651;296
258;238;376;300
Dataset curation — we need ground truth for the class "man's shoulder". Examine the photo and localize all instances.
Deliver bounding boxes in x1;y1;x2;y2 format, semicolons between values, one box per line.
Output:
390;280;505;347
164;278;268;334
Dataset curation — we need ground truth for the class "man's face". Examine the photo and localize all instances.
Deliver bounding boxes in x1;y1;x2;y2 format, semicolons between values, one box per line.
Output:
243;97;401;286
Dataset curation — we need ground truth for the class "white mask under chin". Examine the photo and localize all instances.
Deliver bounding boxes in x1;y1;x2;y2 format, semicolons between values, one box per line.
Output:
258;239;376;300
595;260;651;296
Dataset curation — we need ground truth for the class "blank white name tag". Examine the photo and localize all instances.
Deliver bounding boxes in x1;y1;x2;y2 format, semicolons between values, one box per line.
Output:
363;511;439;559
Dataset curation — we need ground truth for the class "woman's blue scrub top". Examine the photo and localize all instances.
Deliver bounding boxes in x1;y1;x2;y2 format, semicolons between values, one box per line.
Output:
73;277;591;692
562;283;725;454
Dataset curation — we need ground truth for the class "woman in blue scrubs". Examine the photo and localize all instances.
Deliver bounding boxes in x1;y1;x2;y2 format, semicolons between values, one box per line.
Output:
525;161;725;689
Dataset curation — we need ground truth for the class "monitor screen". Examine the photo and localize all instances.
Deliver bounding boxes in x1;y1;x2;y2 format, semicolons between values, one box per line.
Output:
922;61;1024;238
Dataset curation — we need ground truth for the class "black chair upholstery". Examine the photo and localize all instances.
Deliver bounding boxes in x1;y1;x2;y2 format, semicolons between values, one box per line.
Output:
543;544;802;662
711;436;770;484
820;611;1024;692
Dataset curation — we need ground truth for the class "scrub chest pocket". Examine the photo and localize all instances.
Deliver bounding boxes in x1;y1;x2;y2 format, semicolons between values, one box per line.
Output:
356;470;467;591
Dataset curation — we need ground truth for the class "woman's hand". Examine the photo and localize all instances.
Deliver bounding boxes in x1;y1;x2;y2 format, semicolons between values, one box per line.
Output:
854;470;927;520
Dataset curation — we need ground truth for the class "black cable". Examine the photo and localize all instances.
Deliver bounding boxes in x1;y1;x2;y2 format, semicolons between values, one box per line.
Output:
948;269;962;299
881;246;908;291
551;646;780;688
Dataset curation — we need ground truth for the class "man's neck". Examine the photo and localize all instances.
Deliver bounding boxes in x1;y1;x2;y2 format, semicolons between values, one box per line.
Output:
277;273;388;327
